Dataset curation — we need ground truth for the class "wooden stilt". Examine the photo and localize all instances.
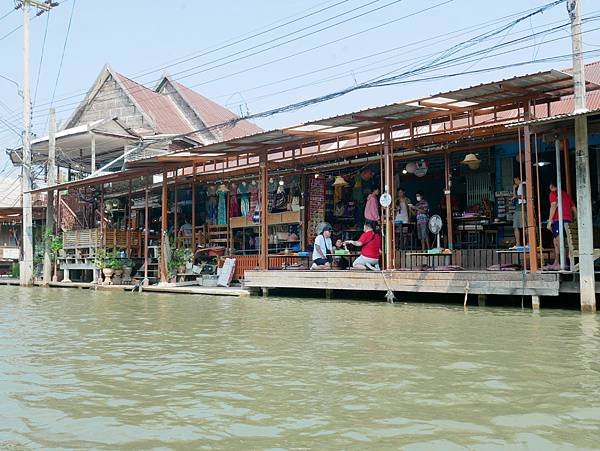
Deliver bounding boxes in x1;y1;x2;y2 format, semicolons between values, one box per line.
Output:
259;153;268;271
532;295;540;311
444;152;454;250
160;170;168;283
143;175;149;286
523;104;538;272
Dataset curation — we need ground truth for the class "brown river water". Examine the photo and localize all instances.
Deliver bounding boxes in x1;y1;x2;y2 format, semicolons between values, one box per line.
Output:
0;286;599;450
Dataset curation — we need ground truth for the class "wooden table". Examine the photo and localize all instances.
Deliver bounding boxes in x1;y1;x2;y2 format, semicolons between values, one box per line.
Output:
405;251;453;269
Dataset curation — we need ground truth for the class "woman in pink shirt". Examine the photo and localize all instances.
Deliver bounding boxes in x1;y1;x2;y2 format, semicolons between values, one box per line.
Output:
364;188;380;222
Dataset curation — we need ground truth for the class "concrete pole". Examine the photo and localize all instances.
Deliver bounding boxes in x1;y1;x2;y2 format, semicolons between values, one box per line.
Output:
43;108;56;285
569;0;596;311
555;138;566;271
20;0;33;286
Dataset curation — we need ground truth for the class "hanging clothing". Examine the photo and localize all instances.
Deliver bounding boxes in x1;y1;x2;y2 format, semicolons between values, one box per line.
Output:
396;197;410;223
207;192;218;225
229;186;240;218
272;188;287;212
238;183;250;217
352;174;363;202
248;183;258;219
217;190;227;225
364;193;380;222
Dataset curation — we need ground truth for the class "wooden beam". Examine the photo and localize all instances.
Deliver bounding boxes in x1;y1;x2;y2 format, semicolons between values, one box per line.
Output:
523;103;538;272
160;170;168;283
259;152;268;271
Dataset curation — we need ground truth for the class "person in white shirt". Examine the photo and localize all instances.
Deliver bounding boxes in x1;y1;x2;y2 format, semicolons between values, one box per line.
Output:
311;226;333;270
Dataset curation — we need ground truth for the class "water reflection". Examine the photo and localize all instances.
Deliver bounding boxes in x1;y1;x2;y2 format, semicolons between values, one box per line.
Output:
0;287;599;449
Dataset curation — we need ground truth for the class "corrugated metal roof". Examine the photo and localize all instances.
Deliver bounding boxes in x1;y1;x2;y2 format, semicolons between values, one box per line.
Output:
172;81;263;141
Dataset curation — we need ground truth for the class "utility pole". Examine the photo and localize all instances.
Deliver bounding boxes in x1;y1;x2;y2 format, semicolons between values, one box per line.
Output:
16;0;59;286
568;0;596;311
42;108;56;285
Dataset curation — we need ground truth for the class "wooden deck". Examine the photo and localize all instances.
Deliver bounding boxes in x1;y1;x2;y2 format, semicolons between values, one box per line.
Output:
243;270;561;297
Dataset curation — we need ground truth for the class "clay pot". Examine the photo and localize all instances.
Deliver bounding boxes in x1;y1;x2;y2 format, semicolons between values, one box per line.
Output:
102;268;114;285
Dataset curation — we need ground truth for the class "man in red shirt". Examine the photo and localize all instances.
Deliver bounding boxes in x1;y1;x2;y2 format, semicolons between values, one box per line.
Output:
547;182;577;270
343;220;381;270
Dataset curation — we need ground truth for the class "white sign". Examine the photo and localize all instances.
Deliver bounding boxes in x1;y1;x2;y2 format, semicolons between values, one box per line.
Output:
379;193;392;208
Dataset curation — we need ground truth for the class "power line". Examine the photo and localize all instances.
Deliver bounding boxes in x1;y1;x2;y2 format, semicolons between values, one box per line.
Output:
0;7;16;22
33;10;51;108
50;0;76;106
5;0;456;125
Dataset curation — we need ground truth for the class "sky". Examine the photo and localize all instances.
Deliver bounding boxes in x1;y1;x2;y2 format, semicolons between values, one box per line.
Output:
0;0;599;180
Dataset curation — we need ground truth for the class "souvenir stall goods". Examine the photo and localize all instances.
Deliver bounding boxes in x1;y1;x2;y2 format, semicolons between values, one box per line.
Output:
238;181;250;217
307;177;326;244
207;184;218;225
229;182;240;218
271;184;287;213
248;180;258;220
217;184;229;225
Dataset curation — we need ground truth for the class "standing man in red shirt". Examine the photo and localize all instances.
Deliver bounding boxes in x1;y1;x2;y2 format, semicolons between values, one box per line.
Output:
344;220;381;271
547;182;577;270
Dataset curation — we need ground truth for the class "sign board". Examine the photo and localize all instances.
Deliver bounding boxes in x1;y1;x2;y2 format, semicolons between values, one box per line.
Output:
218;258;236;287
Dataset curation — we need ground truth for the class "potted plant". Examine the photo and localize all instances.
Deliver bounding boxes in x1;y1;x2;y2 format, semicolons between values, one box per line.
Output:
172;248;192;275
122;259;134;283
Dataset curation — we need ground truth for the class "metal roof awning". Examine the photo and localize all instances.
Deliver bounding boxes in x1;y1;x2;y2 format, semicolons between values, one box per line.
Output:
505;108;600;128
8;118;141;166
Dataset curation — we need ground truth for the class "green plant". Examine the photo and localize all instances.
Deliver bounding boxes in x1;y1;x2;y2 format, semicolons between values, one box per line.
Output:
10;263;19;278
50;236;63;255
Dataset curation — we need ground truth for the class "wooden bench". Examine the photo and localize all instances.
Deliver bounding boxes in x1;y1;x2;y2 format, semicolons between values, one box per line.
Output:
565;223;600;271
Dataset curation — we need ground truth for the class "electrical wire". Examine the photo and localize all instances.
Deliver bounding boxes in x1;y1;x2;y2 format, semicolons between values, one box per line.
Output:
1;0;570;129
33;11;51;109
50;0;76;106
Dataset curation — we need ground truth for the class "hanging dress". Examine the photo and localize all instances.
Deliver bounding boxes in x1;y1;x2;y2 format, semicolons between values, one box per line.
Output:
207;185;218;225
229;183;240;218
238;183;250;217
248;183;259;220
217;189;228;225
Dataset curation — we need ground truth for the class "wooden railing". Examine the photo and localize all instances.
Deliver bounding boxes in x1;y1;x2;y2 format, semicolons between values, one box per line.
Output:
63;228;143;256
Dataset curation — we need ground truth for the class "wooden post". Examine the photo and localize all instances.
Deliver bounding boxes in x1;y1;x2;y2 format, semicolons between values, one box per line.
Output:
444;152;454;250
143;176;149;286
126;179;132;257
100;186;105;249
174;181;179;249
382;125;394;270
259;153;268;270
192;164;196;252
523;105;538;272
160;170;168;283
561;137;573;196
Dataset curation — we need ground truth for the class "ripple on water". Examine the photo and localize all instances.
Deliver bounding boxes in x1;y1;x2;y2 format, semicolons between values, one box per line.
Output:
0;287;599;449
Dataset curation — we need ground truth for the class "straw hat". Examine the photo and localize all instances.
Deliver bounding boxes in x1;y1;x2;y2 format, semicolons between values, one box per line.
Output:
332;175;349;187
461;153;481;169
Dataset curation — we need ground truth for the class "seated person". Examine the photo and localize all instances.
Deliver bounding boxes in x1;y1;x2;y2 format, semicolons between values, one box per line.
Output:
311;226;333;270
343;220;381;271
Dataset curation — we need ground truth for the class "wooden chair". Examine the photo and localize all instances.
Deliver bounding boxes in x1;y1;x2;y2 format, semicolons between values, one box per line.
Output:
565;223;600;271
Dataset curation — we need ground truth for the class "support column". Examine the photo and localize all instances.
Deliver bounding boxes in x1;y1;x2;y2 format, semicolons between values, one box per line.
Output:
562;137;573;196
174;183;179;249
192;165;197;252
555;138;566;270
143;176;149;287
43;108;56;285
259;153;268;270
444;152;454;250
160;170;168;283
126;179;132;257
100;186;105;249
90;132;96;174
532;295;540;311
382;125;394;270
523;109;538;272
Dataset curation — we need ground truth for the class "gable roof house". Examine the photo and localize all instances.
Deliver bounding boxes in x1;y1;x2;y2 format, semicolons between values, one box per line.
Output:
9;64;262;173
